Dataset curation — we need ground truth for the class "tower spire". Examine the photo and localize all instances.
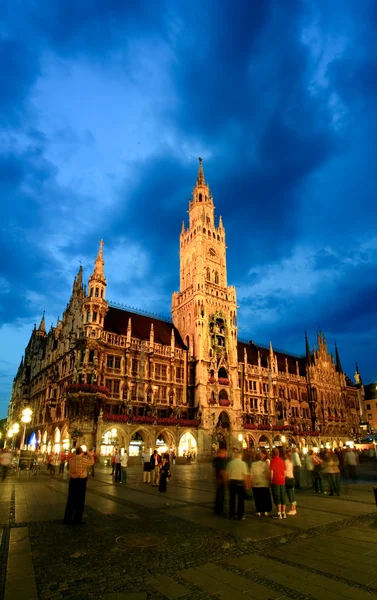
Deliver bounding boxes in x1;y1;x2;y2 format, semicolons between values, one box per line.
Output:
197;157;205;185
335;343;343;373
305;332;311;364
91;239;106;283
36;312;46;336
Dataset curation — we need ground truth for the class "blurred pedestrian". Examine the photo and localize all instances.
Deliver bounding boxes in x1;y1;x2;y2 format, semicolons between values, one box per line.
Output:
114;451;122;483
121;450;128;483
284;449;297;515
344;447;358;483
250;451;272;516
292;448;302;489
213;448;228;516
1;450;11;480
226;449;249;521
59;450;67;475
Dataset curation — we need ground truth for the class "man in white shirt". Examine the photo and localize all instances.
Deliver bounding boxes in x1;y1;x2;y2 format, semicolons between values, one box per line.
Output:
121;451;128;483
226;449;249;521
292;449;302;489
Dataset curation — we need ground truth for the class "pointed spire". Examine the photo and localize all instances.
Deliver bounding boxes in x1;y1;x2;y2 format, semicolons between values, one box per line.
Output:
149;322;154;346
90;239;106;282
171;328;175;356
181;221;185;234
305;332;311;364
197;157;205;185
19;356;24;369
77;265;83;287
36;312;46;337
126;318;132;347
335;343;343;373
218;215;224;230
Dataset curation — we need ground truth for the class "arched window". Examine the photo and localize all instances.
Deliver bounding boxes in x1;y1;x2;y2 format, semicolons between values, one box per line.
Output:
86;311;91;323
188;313;191;326
199;193;202;202
208;230;211;237
215;271;219;284
203;228;206;233
182;316;186;329
100;289;104;298
95;287;99;297
206;268;210;281
90;288;93;297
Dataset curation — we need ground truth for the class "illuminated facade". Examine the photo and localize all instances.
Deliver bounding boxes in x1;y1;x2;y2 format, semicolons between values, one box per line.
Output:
8;160;365;460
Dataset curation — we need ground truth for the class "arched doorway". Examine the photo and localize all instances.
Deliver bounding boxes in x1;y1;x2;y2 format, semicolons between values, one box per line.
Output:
129;430;146;457
155;430;175;457
101;428;121;456
244;434;255;450
178;432;197;457
213;411;231;451
54;428;61;454
258;435;270;449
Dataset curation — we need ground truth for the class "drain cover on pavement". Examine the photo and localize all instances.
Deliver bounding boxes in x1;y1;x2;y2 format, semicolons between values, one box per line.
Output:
116;533;166;548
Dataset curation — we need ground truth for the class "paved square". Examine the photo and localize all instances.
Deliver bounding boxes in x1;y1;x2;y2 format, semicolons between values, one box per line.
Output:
0;463;376;600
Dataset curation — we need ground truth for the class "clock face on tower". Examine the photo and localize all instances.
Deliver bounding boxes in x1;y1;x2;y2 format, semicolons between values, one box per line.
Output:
208;247;217;258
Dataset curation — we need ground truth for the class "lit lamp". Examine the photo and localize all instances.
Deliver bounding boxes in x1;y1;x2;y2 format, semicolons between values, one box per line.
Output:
21;408;33;450
281;435;286;444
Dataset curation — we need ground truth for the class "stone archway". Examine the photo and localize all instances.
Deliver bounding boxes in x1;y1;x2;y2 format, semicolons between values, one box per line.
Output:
178;431;197;458
155;429;176;457
244;433;256;450
257;434;271;449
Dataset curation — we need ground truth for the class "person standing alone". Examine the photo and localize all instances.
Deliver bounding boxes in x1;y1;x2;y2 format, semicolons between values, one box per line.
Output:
64;448;94;525
114;451;122;483
151;450;161;487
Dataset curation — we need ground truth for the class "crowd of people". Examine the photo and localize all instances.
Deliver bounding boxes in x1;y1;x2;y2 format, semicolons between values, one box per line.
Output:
212;445;362;521
109;448;172;493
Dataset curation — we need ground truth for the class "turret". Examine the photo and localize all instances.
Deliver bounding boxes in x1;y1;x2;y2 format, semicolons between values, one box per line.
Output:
82;240;108;338
335;343;343;373
36;313;46;337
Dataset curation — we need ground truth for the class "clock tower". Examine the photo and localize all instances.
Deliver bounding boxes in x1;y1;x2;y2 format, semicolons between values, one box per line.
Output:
172;159;240;457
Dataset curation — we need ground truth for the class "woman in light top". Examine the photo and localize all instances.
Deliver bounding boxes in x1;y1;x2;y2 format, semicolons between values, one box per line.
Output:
284;449;297;515
250;452;272;516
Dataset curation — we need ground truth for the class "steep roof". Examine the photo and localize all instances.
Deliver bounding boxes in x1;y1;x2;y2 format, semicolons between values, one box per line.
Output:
238;340;306;376
104;306;186;350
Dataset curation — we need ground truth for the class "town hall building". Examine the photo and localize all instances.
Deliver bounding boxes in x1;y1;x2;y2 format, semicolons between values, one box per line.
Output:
8;160;365;461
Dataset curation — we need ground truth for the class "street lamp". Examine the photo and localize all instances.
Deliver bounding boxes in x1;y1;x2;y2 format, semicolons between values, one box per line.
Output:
21;408;33;450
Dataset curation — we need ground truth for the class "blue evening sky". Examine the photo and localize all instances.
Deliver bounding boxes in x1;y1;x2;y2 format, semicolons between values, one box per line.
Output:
1;0;377;417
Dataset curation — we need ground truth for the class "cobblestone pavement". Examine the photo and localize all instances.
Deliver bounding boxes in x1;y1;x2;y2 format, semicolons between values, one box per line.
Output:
0;464;377;600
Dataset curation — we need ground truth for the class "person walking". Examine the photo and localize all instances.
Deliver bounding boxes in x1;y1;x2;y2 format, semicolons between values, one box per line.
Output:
142;449;151;483
91;450;97;478
59;450;66;475
1;450;11;481
121;451;128;483
64;447;94;525
158;456;170;493
111;452;116;476
114;451;122;483
151;450;161;487
325;449;340;496
213;448;228;516
292;448;302;489
311;451;323;493
250;451;272;516
226;449;249;521
284;449;297;515
270;448;287;519
344;447;358;483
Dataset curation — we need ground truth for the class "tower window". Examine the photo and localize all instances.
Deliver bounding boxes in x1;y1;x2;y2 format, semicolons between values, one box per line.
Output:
206;268;210;281
199;193;202;202
93;311;98;323
95;287;99;297
86;311;91;323
213;232;215;238
100;289;103;298
217;235;220;241
90;288;93;297
215;272;219;284
203;228;206;234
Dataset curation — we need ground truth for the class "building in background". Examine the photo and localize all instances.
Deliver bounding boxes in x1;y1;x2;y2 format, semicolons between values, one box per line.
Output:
7;160;365;460
363;383;377;431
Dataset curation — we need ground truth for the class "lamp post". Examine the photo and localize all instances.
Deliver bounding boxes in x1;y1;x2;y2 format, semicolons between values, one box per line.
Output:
21;408;33;450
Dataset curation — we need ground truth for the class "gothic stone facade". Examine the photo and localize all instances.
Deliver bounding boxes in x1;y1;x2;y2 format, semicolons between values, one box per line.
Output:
8;160;365;460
